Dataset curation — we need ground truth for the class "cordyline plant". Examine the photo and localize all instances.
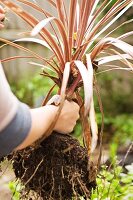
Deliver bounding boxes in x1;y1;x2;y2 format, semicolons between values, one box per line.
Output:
0;0;133;199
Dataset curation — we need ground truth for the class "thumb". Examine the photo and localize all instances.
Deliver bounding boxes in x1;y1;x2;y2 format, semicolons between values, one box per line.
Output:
47;95;61;106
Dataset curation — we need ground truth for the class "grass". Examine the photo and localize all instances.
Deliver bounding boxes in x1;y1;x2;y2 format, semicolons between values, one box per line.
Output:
91;162;133;200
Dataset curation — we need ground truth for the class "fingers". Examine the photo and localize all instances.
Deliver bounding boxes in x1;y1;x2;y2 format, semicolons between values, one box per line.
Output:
53;98;80;134
65;102;79;133
0;5;5;29
47;95;80;134
0;5;5;13
47;95;61;106
70;101;80;114
65;100;80;119
0;13;5;21
0;19;4;29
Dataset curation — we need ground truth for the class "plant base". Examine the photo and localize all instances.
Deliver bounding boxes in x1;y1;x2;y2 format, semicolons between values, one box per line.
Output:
12;133;96;200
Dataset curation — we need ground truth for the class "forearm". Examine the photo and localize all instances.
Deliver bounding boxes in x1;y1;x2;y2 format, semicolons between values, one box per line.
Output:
16;105;58;150
0;63;32;156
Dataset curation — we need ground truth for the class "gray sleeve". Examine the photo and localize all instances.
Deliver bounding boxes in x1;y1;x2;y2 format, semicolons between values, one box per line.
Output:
0;102;31;158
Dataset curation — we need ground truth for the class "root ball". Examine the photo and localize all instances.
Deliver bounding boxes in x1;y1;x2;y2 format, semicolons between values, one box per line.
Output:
13;133;96;200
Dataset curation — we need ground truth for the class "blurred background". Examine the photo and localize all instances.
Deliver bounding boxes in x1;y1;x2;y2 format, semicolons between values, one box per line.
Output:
0;0;133;199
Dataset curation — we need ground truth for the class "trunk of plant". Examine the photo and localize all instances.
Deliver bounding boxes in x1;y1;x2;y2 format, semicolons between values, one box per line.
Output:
11;132;97;200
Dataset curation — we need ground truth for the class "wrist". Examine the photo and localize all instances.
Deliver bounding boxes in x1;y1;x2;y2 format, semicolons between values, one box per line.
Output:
16;105;58;149
44;105;58;117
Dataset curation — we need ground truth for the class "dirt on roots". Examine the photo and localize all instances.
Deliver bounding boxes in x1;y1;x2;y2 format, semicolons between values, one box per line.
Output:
12;133;96;200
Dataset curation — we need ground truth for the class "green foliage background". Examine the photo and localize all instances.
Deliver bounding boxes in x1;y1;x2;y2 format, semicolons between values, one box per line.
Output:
91;163;133;200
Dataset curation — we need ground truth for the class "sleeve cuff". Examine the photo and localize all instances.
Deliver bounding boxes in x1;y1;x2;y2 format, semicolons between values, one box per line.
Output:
0;103;31;158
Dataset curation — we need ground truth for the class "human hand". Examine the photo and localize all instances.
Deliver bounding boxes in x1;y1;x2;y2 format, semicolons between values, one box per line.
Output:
16;96;79;150
48;95;80;134
0;5;5;29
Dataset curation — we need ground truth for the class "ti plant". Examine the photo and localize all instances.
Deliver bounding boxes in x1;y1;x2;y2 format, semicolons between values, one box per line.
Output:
0;0;133;155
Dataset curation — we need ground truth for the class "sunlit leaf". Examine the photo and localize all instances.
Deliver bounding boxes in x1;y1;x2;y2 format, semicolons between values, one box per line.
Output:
77;0;91;47
55;0;66;27
92;0;133;44
97;54;132;65
74;54;93;116
68;0;77;57
1;56;34;63
1;0;64;66
91;37;133;61
31;17;55;36
15;38;52;51
28;62;56;73
46;0;56;7
76;92;92;155
60;62;70;96
89;98;98;152
97;67;133;74
75;1;79;32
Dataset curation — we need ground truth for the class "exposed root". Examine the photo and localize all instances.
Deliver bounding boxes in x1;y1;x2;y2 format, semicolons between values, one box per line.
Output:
11;133;96;199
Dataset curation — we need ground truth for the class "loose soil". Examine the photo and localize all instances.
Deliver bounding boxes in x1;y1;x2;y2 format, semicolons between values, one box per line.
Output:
11;133;96;199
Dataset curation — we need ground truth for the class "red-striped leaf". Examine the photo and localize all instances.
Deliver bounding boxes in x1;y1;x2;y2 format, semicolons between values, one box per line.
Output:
74;54;93;115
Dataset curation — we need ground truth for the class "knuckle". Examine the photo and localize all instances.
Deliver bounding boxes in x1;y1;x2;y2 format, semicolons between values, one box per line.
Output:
69;127;73;133
67;125;73;133
77;114;80;120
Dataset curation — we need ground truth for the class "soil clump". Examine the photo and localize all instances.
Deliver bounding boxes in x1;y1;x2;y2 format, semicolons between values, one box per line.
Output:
11;133;96;199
